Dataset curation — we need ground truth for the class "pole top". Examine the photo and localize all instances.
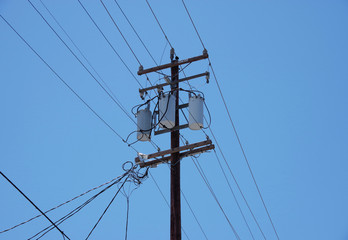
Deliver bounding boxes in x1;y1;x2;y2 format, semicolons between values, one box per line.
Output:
170;48;175;61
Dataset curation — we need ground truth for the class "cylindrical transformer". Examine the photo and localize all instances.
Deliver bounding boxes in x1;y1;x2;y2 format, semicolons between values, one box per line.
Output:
188;94;204;130
158;93;175;129
136;108;152;141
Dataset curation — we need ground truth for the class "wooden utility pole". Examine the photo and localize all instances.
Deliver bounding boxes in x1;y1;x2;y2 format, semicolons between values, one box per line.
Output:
136;48;213;240
170;54;181;240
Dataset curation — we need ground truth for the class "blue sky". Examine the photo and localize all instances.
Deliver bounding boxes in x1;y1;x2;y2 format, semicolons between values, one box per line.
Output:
1;0;348;239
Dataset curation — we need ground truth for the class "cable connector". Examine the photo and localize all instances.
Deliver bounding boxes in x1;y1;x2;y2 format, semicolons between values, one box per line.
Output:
203;48;208;56
139;65;143;72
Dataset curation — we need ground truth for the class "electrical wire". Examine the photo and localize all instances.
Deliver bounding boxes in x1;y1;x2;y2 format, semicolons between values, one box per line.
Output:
112;0;158;65
0;14;137;152
28;0;137;126
77;0;143;88
213;149;256;240
149;172;191;240
208;128;267;239
29;0;163;150
180;0;206;50
0;171;70;240
188;154;240;239
0;174;124;234
144;0;173;49
85;175;129;239
28;170;129;240
38;0;131;124
99;0;141;65
180;1;280;238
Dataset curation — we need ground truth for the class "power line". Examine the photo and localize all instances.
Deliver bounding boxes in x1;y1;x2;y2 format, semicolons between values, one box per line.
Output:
0;174;124;234
144;0;173;49
180;75;264;238
180;190;209;240
180;1;280;238
85;175;129;239
213;149;256;240
208;128;267;239
210;62;279;239
28;0;136;125
180;0;205;50
0;14;137;152
190;155;240;239
99;0;142;65
0;171;71;240
28;171;129;240
38;0;131;123
112;0;158;65
77;0;143;88
149;172;191;240
136;4;242;234
29;0;163;150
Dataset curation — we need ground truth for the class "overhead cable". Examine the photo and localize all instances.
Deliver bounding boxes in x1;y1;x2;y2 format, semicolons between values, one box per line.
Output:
112;0;158;65
77;0;143;88
149;172;191;240
99;0;142;65
180;1;279;238
38;0;131;122
144;0;173;49
0;171;71;240
0;14;138;152
28;0;136;125
0;174;124;234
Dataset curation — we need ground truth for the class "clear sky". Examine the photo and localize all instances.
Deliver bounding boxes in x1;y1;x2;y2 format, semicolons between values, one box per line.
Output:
1;0;348;239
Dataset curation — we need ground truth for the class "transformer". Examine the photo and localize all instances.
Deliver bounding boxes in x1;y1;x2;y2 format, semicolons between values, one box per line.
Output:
158;93;175;129
136;107;152;141
188;94;204;130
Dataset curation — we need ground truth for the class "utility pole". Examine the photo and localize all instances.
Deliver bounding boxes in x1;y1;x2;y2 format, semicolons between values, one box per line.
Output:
136;48;213;240
170;52;181;240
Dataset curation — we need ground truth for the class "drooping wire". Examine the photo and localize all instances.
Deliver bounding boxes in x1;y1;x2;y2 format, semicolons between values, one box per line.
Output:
0;14;136;152
0;171;71;240
29;162;145;240
180;1;280;238
0;174;125;234
144;0;173;50
28;169;130;240
85;175;130;239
